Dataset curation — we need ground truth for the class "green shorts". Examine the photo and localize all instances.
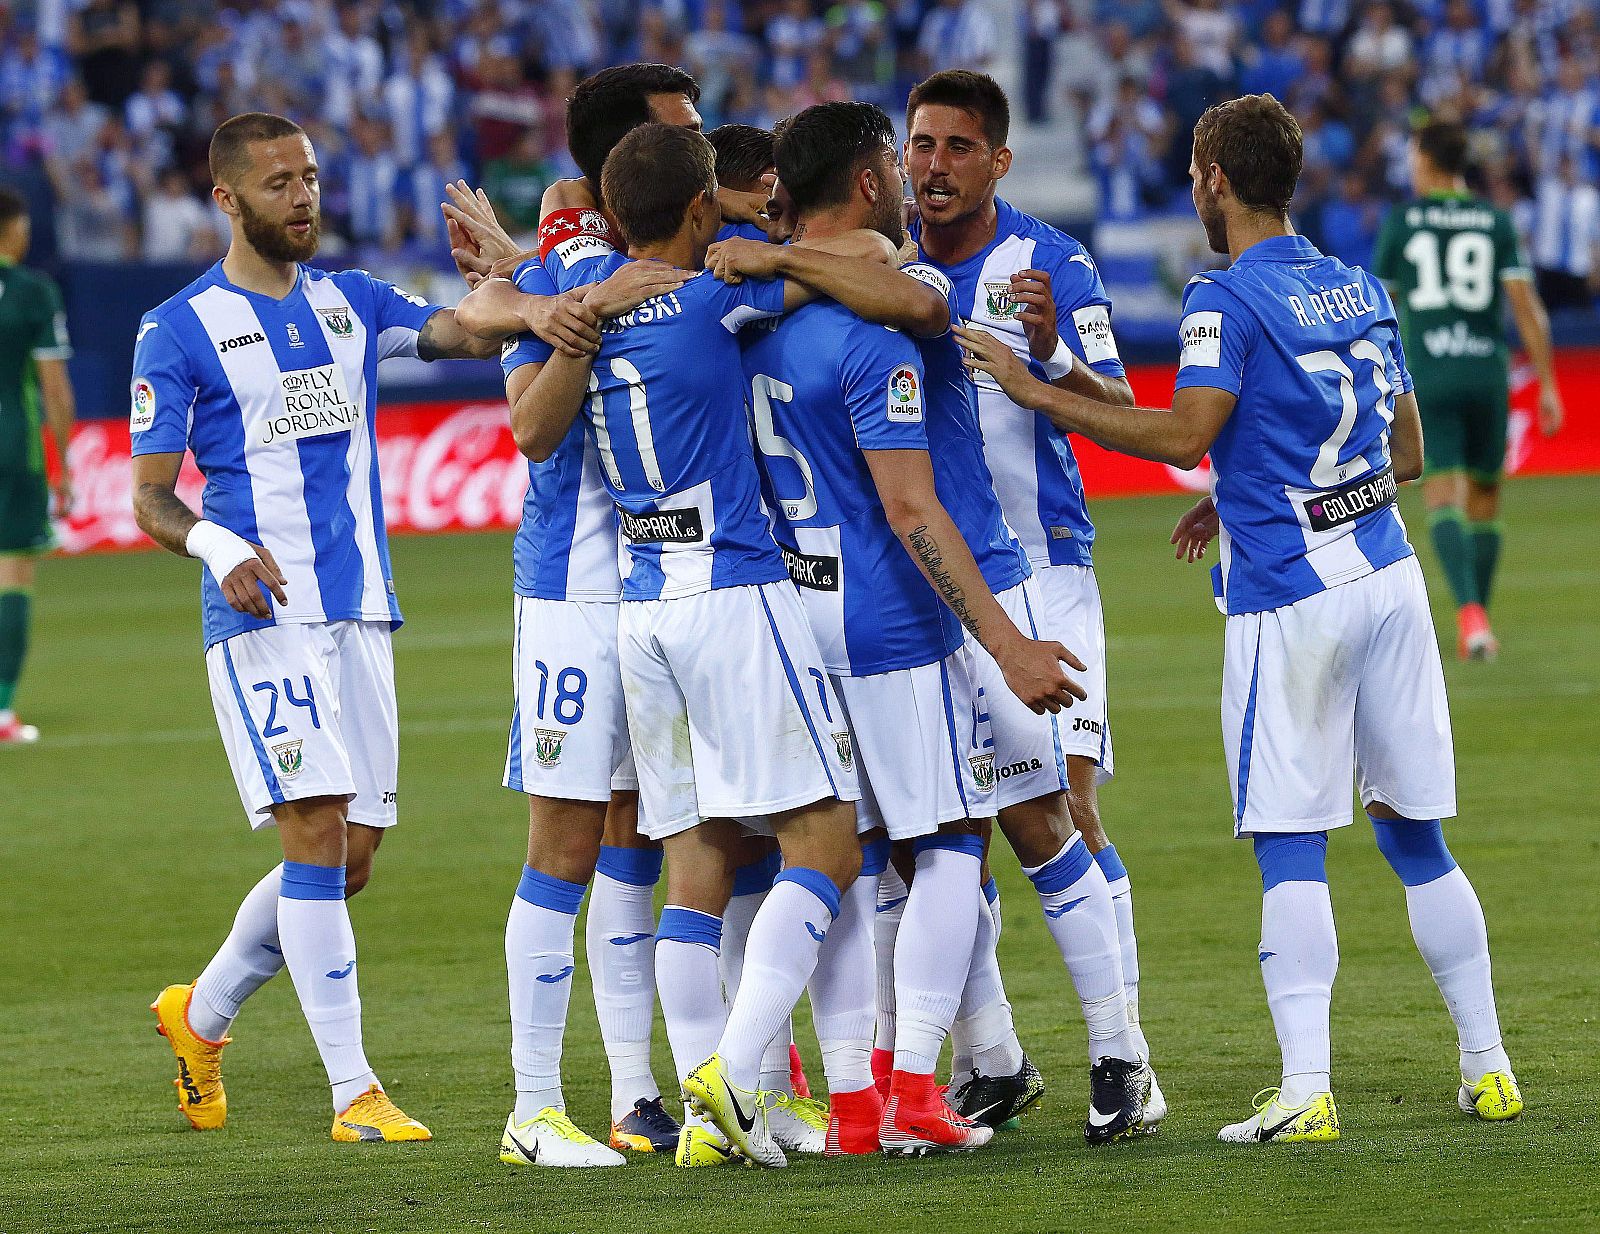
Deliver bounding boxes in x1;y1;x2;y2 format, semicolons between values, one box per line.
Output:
0;470;53;555
1415;372;1510;483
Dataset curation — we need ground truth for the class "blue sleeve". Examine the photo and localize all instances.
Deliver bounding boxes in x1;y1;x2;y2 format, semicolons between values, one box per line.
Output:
129;313;196;456
1369;276;1414;396
355;272;445;360
708;273;788;332
501;258;558;377
1036;243;1125;376
839;323;928;451
1172;277;1254;399
544;237;620;292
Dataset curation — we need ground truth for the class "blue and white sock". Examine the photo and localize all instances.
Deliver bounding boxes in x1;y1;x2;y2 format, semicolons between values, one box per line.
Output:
588;845;664;1121
894;835;983;1076
656;906;726;1127
809;845;879;1094
507;865;584;1121
1024;833;1137;1064
1371;815;1511;1083
955;875;1023;1079
1255;832;1337;1107
1094;844;1149;1061
278;862;377;1113
872;861;907;1055
192;863;286;1041
719;869;839;1093
719;855;794;1093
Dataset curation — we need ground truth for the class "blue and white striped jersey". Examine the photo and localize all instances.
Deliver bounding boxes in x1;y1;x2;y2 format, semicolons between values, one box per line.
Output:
130;262;439;648
900;261;1031;599
1173;234;1415;616
582;253;790;600
740;298;962;677
911;198;1125;568
500;256;623;601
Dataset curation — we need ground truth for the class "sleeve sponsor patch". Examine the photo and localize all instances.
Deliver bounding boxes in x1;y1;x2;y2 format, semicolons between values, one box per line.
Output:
538;207;618;262
887;363;923;422
902;262;954;299
1179;311;1223;368
130;377;156;433
1072;305;1118;364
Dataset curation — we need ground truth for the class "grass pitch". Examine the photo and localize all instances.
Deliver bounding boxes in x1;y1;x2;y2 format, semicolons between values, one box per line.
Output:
2;478;1597;1233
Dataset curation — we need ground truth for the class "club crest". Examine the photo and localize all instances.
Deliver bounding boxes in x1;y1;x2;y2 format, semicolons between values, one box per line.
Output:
969;752;996;793
984;281;1021;320
271;739;304;779
534;728;566;768
832;731;854;772
317;306;354;337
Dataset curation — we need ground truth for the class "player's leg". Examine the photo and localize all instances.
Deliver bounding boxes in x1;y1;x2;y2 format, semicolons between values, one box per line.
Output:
588;791;677;1153
1462;383;1509;652
870;849;908;1091
1419;392;1490;657
719;834;801;1101
0;546;38;743
1356;559;1520;1120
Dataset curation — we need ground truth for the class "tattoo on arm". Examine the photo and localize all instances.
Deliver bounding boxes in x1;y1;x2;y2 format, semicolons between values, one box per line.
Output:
906;524;981;639
416;312;449;362
133;481;200;556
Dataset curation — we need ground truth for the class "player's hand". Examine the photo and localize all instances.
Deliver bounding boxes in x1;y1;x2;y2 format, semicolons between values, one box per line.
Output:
1009;268;1059;361
582;259;692;320
442;181;521;263
956;324;1043;406
525;290;602;358
717;184;770;224
1170;496;1219;562
52;475;74;518
446;216;492;288
995;636;1088;715
222;545;288;619
706;237;784;284
1538;384;1565;437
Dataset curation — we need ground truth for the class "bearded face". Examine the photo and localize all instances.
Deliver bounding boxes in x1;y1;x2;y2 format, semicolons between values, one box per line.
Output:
238;192;320;263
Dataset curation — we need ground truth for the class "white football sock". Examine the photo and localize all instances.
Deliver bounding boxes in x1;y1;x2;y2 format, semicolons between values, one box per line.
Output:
655;907;726;1126
719;871;837;1093
893;842;981;1076
507;866;584;1120
1093;845;1149;1061
1404;868;1510;1082
192;863;286;1041
808;869;877;1093
955;879;1023;1078
587;849;664;1122
1024;834;1137;1064
873;864;906;1054
278;863;376;1113
1260;880;1338;1106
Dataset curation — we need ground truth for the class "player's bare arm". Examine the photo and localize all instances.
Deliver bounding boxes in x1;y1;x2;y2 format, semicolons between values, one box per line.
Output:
35;355;75;512
505;350;596;463
864;447;1086;714
1503;276;1564;436
1008;267;1135;406
708;236;949;337
131;452;286;619
442;180;523;288
1388;389;1424;483
456;280;602;356
957;324;1235;470
415;307;505;361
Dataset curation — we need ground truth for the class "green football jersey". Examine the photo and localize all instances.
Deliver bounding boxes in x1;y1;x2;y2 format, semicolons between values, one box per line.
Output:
0;261;71;478
1373;192;1528;378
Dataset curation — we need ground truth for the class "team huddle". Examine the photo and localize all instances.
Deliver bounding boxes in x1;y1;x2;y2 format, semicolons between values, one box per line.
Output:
133;64;1524;1167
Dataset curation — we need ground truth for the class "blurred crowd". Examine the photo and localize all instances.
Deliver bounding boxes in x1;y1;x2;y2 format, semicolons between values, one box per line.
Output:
1032;0;1600;307
2;0;1596;307
0;0;999;265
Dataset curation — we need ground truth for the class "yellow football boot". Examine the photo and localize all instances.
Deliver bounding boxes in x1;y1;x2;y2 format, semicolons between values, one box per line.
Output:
675;1122;739;1167
1218;1088;1339;1144
1460;1071;1523;1121
150;983;229;1131
332;1085;432;1143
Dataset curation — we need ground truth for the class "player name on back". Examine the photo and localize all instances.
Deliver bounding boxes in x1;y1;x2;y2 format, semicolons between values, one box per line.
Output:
1287;280;1379;329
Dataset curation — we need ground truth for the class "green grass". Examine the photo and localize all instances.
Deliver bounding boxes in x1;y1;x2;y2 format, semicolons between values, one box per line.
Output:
2;477;1597;1233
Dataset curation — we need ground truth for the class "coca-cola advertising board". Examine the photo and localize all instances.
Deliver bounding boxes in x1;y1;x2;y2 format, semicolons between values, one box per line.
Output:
56;352;1600;555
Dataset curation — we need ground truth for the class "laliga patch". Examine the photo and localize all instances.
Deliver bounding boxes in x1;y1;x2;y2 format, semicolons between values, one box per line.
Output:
261;363;360;446
886;364;923;423
1072;305;1119;364
271;739;304;779
130;378;157;433
1179;311;1223;368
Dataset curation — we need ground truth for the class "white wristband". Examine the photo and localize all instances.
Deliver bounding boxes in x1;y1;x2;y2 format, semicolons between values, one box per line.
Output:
186;520;259;584
1041;335;1075;382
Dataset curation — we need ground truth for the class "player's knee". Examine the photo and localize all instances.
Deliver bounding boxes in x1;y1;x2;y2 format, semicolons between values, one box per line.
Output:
1369;814;1456;887
998;798;1071;867
1252;831;1329;890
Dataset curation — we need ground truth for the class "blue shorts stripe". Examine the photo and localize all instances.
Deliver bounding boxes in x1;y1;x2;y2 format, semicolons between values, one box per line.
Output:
1235;631;1263;829
222;640;285;804
937;657;972;816
506;600;525;793
1018;584;1068;788
756;587;840;798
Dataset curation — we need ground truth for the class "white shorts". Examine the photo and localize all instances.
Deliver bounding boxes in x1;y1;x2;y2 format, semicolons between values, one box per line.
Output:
838;647;996;840
619;581;860;840
1223;556;1457;837
205;620;398;830
966;576;1071;809
504;595;637;801
1033;564;1113;777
